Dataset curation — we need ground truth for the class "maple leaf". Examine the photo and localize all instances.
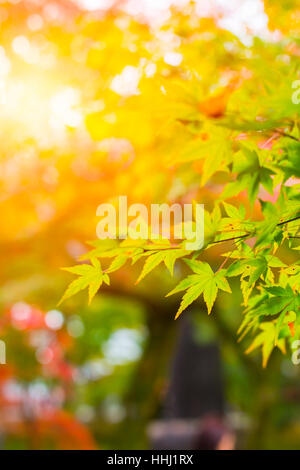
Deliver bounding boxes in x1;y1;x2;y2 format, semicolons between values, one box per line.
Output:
136;248;189;284
245;323;286;368
59;259;109;305
167;260;231;319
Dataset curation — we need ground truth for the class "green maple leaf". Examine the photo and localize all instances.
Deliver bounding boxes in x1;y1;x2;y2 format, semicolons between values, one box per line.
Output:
178;125;233;185
222;145;274;206
167;260;231;318
246;322;285;368
136;248;189;284
260;285;299;317
59;259;109;305
276;132;300;179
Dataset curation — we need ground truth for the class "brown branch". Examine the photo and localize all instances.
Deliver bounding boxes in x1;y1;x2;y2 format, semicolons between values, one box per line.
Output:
209;233;250;245
277;215;300;226
275;129;300;143
207;214;299;246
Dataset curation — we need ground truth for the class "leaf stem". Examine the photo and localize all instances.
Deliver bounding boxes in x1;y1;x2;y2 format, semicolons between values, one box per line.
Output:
277;215;300;226
275;129;300;143
209;233;250;245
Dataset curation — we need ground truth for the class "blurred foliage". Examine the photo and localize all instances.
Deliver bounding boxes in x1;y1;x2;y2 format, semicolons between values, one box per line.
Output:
0;0;299;450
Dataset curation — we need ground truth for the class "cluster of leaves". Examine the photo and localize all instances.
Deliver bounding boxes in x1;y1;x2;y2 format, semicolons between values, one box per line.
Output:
56;5;300;366
62;185;300;367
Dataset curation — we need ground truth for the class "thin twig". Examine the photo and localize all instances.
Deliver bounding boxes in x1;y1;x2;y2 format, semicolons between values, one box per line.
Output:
216;254;231;273
275;128;300;143
209;233;250;245
277;215;300;226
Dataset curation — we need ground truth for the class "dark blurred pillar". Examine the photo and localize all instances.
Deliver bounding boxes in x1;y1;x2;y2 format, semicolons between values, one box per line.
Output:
148;313;225;449
163;314;224;419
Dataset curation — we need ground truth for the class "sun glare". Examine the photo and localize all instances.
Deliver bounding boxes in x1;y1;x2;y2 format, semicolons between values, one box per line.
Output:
0;71;83;145
0;0;271;150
